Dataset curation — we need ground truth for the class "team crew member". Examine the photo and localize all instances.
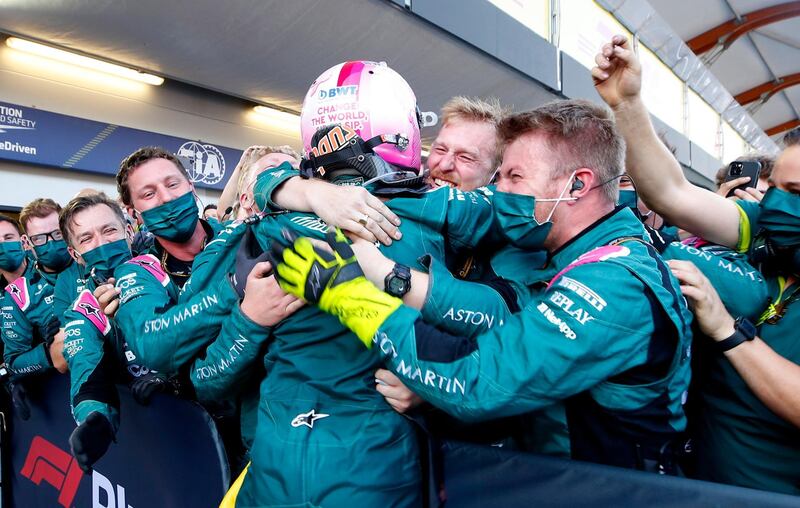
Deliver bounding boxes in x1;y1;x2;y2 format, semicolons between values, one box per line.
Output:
216;145;301;223
592;34;800;494
58;193;287;473
426;96;505;191
220;61;513;508
2;200;69;379
617;187;769;320
273;99;694;473
58;194;170;472
114;145;403;373
111;147;250;374
0;215;29;320
132;151;305;456
0;215;33;416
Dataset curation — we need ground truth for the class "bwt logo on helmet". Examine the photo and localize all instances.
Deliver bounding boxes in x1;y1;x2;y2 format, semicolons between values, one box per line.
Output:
319;85;358;99
177;141;226;186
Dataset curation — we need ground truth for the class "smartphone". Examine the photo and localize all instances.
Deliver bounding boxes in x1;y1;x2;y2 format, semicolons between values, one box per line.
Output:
724;160;761;197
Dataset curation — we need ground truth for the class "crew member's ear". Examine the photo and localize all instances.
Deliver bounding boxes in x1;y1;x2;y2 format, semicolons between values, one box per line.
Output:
568;168;594;201
240;192;254;215
128;207;143;226
68;245;81;264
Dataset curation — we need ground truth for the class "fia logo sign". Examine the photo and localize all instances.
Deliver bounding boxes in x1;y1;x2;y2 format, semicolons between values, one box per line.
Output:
177;142;226;185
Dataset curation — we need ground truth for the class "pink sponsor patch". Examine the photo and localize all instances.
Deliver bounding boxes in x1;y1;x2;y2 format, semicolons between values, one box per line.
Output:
73;290;111;335
681;236;709;249
547;245;630;290
126;254;169;287
4;277;30;311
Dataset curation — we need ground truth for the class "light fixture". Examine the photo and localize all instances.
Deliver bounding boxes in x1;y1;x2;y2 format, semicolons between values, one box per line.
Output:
5;37;164;86
252;105;301;132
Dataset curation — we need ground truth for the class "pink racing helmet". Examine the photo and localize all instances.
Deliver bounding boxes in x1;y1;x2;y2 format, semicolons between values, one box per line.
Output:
300;61;422;172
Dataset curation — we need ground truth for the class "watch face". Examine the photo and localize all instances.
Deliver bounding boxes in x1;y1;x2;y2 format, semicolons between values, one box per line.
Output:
389;277;408;293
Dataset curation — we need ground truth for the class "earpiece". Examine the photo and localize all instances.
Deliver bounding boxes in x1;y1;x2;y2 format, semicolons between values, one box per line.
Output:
570;178;585;192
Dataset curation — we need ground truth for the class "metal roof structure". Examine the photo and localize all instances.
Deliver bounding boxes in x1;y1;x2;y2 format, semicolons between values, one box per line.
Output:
650;0;800;142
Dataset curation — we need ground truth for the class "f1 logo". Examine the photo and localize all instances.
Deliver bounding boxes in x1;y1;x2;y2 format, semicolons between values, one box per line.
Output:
20;435;83;508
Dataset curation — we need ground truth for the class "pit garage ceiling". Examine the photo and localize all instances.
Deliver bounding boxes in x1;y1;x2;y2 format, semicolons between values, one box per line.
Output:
0;0;559;144
648;0;800;143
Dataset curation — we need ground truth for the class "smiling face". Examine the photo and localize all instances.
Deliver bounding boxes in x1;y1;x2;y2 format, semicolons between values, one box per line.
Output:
0;220;21;245
426;118;498;191
496;132;569;225
67;204;130;259
127;158;194;214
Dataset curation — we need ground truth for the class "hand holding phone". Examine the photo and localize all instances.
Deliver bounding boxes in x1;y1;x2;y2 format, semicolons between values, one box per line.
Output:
722;160;761;198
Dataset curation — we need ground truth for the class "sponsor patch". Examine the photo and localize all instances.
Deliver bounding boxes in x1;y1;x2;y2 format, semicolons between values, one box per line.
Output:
5;277;30;311
125;254;169;287
291;409;330;429
537;302;577;340
547;245;630;290
556;276;607;312
72;290;110;336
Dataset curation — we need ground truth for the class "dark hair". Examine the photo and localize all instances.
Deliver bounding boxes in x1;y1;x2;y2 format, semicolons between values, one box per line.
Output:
0;214;22;234
59;193;127;247
783;126;800;147
203;204;218;213
715;153;775;187
117;147;189;206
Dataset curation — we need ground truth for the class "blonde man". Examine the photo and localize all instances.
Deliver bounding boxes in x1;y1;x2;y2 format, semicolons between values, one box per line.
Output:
217;145;300;221
427;96;507;191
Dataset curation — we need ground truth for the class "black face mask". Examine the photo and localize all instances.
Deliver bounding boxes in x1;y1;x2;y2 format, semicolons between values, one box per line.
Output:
750;234;800;276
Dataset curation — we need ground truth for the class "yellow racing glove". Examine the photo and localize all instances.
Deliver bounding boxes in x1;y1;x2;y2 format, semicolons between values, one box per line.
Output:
271;228;401;347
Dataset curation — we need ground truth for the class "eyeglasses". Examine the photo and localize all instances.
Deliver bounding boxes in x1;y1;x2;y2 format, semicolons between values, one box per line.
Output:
29;229;63;246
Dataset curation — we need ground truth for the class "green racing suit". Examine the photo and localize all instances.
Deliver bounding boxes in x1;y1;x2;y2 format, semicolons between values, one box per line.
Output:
319;207;695;472
2;261;59;379
226;167;503;507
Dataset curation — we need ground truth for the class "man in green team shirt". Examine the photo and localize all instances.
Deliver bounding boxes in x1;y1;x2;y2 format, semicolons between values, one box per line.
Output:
594;33;800;494
2;199;72;381
271;96;695;477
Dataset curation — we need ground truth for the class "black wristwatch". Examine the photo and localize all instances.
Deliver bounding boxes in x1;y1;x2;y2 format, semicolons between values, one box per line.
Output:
384;263;411;298
715;317;757;353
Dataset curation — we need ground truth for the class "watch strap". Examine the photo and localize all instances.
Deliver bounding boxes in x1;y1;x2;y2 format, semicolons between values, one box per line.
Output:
715;317;757;353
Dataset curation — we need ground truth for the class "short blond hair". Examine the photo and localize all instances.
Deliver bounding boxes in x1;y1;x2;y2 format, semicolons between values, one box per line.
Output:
440;96;506;127
440;96;507;170
233;145;300;216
